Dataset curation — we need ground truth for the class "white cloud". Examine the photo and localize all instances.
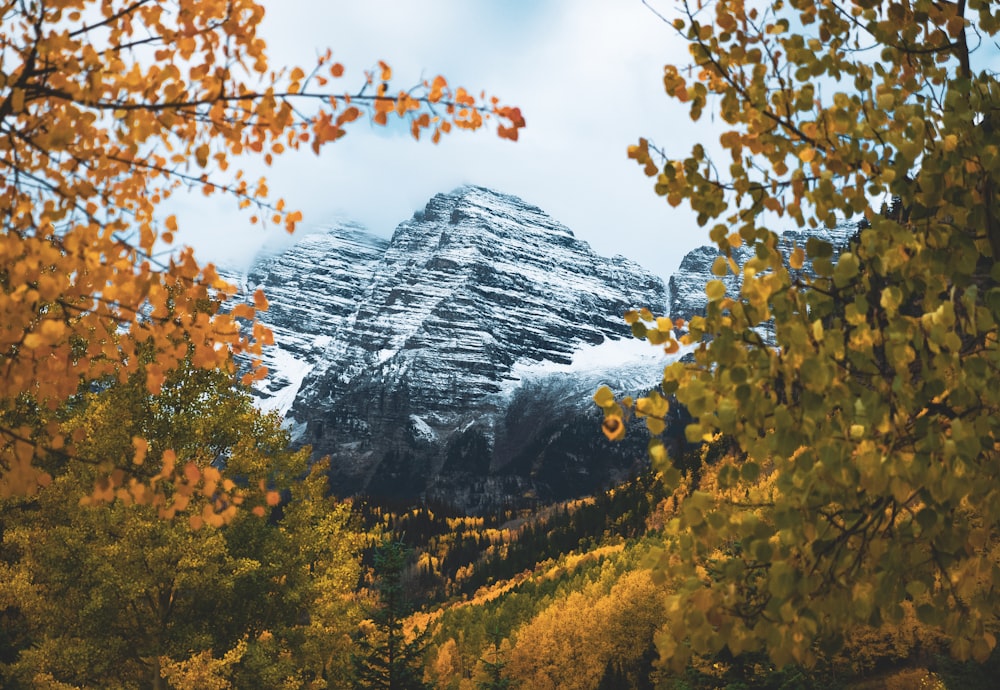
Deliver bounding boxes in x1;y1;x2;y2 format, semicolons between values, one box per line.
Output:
170;1;720;281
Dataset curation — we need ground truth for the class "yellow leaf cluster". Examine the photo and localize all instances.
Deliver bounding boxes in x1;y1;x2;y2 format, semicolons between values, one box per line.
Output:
611;0;1000;672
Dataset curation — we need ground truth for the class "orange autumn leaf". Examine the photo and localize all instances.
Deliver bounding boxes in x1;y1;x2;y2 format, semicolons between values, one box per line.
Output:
132;437;148;466
253;288;270;311
0;0;521;505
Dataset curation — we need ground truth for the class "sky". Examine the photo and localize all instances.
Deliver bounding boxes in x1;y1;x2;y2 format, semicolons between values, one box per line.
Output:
170;1;719;281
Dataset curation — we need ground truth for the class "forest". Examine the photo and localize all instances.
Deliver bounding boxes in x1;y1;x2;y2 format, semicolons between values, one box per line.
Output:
4;0;1000;688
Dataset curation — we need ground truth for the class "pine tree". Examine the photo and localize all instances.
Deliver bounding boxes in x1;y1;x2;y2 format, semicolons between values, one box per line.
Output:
353;541;430;689
476;626;516;690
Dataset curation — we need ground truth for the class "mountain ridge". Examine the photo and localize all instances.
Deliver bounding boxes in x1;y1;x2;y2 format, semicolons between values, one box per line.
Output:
225;186;675;511
226;186;855;512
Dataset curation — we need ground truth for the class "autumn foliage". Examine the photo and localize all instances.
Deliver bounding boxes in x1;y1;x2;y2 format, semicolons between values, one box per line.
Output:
0;0;523;504
0;365;366;687
599;0;1000;671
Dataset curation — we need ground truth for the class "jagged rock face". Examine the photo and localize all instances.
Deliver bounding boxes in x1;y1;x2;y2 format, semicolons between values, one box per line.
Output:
668;245;741;324
667;221;859;322
280;186;670;510
222;223;388;414
224;193;861;512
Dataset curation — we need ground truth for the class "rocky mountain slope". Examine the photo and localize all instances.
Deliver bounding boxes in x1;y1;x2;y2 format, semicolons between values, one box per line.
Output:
227;187;855;512
289;186;673;510
226;186;676;512
667;222;858;322
223;223;388;414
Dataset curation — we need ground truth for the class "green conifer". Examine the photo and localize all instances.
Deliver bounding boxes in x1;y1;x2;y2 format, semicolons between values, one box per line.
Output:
353;540;430;689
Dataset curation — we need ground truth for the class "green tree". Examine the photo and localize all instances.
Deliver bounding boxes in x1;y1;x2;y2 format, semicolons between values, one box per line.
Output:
353;540;431;690
0;364;363;689
599;0;1000;673
476;626;517;690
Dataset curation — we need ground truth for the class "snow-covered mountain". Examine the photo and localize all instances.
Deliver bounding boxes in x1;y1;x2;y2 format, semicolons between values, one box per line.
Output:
223;223;388;414
226;186;679;512
226;187;860;511
668;221;859;322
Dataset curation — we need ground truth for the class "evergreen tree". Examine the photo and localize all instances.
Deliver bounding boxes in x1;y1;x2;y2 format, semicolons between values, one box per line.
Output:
476;626;516;690
353;541;430;689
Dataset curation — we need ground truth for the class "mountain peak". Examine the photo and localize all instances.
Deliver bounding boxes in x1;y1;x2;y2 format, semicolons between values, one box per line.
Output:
410;185;576;241
277;186;667;508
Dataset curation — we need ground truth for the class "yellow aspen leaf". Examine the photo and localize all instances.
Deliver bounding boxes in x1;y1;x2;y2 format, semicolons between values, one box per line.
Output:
284;210;303;232
648;439;668;466
252;320;275;345
429;75;447;101
789;246;805;270
647;329;668;345
195;143;210;167
593;386;616;408
203;466;221;483
497;124;519;141
337;106;361;125
705;280;727;301
602;415;626;441
205;510;226;528
798;146;816;162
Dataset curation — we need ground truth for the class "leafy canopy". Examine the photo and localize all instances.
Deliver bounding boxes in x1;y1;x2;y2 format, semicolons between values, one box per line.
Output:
0;362;365;688
0;0;523;503
599;0;1000;671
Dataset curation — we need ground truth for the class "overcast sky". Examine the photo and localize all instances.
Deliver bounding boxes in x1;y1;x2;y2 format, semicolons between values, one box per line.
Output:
170;1;718;280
